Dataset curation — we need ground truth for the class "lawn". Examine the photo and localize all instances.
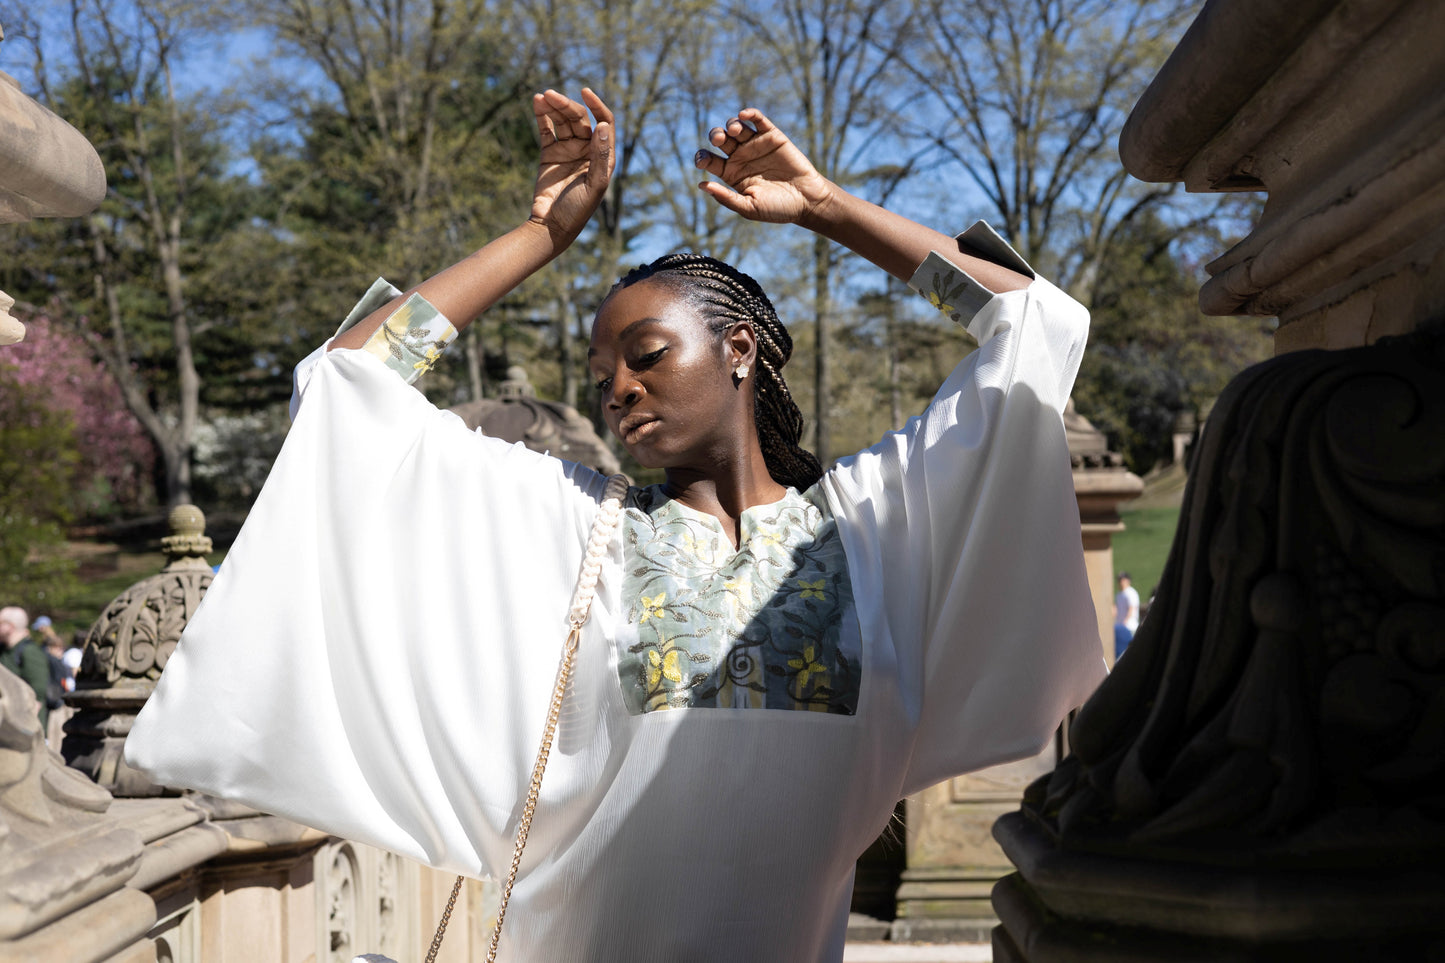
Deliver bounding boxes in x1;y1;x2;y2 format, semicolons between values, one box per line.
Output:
1111;505;1181;603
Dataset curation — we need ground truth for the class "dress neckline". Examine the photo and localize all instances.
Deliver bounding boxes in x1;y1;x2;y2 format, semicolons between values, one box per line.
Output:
642;484;803;552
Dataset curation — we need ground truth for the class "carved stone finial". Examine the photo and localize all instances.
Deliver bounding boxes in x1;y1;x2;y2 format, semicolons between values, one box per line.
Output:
498;365;535;399
64;506;215;796
161;503;212;571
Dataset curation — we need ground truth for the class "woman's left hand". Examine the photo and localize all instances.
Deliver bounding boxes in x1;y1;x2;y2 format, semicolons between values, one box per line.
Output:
529;88;616;252
694;108;835;226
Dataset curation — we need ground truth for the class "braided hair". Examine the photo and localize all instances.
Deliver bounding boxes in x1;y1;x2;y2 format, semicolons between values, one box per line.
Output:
608;253;823;491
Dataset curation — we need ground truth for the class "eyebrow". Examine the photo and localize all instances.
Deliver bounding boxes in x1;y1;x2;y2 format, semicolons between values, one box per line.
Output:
587;317;664;358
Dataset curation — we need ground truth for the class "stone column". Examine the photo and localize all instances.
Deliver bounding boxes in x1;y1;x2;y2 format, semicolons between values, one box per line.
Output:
992;1;1445;959
1067;402;1144;668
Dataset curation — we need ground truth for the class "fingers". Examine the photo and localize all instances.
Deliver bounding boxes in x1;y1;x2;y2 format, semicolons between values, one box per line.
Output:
694;147;727;176
580;87;615;188
697;180;755;217
535;88;592;143
580;87;614;128
737;107;776;134
706;114;759;157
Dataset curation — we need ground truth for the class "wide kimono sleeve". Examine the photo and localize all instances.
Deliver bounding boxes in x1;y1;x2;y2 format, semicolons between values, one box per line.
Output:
125;281;616;877
819;222;1106;797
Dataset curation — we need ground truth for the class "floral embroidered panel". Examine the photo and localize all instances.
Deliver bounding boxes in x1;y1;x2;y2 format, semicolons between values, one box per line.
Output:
332;279;458;386
906;222;1035;330
616;486;860;715
358;293;457;383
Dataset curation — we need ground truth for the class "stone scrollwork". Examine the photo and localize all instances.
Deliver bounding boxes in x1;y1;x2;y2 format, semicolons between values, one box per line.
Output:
81;505;214;687
1023;323;1445;864
326;843;359;963
376;852;401;958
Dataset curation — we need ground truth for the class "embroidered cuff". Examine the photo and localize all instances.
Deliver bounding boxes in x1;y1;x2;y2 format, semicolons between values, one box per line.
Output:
334;279;458;385
907;221;1036;335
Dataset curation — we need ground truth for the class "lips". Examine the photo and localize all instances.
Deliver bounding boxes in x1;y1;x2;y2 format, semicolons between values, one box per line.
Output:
618;413;659;443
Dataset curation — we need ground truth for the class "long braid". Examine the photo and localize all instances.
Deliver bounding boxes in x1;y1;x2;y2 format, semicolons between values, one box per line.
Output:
610;254;823;491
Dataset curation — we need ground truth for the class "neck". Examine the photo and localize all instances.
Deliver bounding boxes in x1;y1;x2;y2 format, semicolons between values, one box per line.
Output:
662;452;788;546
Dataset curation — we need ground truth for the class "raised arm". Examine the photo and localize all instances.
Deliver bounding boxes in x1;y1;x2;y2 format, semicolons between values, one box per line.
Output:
332;88;615;352
694;108;1029;295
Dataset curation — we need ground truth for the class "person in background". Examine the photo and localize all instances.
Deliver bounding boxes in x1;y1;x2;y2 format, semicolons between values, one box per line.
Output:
1114;571;1140;658
34;615;75;745
62;629;86;684
0;606;50;729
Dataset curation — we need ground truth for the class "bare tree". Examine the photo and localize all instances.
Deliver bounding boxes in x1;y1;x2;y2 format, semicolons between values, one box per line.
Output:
731;0;918;464
518;0;724;413
901;0;1201;305
18;0;242;505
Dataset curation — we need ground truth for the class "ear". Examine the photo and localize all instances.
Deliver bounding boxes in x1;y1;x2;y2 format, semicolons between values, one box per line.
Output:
725;321;758;370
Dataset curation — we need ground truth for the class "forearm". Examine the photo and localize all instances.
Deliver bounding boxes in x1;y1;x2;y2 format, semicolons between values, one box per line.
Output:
799;184;1032;295
330;219;557;352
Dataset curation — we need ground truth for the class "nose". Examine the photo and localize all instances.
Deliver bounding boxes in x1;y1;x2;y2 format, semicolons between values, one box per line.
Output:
606;371;643;410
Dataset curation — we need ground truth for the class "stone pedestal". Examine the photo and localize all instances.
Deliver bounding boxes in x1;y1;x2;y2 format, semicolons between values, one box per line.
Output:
994;1;1445;959
894;749;1059;943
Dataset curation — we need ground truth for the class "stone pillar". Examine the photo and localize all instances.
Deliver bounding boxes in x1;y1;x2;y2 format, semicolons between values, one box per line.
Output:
1067;401;1144;668
993;1;1445;959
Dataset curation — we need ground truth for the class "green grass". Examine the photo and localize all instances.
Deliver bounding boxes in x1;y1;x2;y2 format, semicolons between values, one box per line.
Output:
1112;505;1181;601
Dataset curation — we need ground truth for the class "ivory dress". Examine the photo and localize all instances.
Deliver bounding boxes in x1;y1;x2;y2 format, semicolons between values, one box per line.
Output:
127;222;1105;962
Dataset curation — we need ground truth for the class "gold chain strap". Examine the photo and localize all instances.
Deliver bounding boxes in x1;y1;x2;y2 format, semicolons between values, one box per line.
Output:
484;625;584;962
422;875;464;963
423;475;627;963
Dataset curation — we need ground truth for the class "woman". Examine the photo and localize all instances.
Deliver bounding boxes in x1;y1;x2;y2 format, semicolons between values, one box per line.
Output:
128;89;1103;961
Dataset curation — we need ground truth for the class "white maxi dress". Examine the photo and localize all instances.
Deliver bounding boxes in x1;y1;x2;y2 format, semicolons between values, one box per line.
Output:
127;222;1105;962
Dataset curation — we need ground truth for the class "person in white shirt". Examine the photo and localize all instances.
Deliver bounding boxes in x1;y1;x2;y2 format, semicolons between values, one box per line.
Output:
1115;571;1141;657
128;90;1103;962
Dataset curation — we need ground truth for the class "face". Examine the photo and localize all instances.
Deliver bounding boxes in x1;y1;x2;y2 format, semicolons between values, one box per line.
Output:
588;280;753;472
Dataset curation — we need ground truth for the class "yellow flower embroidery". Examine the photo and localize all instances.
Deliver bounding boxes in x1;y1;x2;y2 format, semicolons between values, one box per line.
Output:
789;646;827;691
412;344;443;373
797;578;826;601
647;648;685;688
640;593;667;623
925;290;954;316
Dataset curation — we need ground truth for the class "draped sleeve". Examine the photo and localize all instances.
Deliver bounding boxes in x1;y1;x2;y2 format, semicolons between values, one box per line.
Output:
819;222;1105;797
125;285;614;876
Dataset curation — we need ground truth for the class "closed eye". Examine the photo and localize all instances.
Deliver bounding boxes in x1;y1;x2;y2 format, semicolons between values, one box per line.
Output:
636;347;665;367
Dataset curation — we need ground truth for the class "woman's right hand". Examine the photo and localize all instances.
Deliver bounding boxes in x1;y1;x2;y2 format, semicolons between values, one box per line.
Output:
693;108;835;227
529;88;615;252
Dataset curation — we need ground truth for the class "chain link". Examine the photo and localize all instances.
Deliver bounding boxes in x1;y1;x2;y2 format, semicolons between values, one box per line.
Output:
423;874;465;963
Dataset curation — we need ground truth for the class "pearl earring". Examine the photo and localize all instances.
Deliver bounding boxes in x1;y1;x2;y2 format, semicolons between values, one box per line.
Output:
734;362;750;379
